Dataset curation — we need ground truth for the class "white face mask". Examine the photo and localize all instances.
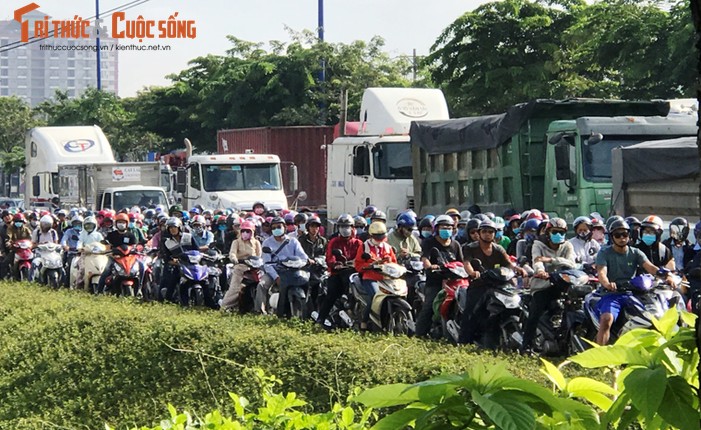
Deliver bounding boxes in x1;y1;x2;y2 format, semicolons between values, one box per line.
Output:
339;226;352;237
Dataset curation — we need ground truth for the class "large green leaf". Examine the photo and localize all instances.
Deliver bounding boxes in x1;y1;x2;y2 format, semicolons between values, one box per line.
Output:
651;308;679;339
472;390;536;430
354;383;418;407
657;376;700;430
622;367;666;421
679;310;697;327
540;359;566;391
615;328;663;349
371;407;425;430
569;344;649;368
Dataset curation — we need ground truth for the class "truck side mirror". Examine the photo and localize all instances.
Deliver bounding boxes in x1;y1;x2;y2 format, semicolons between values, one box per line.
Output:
289;164;298;193
175;169;187;193
352;146;370;176
32;175;40;197
554;143;575;186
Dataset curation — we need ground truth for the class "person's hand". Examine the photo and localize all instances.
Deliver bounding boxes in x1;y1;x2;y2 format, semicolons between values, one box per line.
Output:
604;281;617;292
535;271;549;280
399;248;409;257
430;264;440;271
470;270;481;279
333;263;344;271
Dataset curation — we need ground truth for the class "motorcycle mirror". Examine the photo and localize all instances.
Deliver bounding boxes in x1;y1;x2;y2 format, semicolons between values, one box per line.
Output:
262;246;272;254
361;252;372;260
517;256;529;266
332;249;343;257
470;258;483;270
208;242;217;249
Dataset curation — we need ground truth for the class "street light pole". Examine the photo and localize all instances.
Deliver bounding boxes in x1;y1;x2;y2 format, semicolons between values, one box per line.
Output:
95;0;102;90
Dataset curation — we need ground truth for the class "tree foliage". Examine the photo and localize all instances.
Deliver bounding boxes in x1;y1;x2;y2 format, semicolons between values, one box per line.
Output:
0;97;44;171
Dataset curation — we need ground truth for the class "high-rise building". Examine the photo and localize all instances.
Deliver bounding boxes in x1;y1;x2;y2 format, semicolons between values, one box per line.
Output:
0;9;118;106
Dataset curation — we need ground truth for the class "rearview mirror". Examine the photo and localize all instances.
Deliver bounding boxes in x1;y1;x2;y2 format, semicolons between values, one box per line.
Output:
332;249;343;257
586;133;603;145
262;246;272;254
32;175;40;197
288;164;298;193
175;169;187;193
361;252;372;260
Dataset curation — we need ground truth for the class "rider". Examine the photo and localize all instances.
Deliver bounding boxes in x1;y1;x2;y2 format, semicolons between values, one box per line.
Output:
416;215;463;337
98;213;141;295
158;217;198;304
99;213;115;237
190;215;214;251
458;219;526;346
625;216;642;246
221;220;262;312
358;211;387;242
74;216;104;290
388;212;421;263
32;214;59;245
6;213;32;280
316;214;362;328
569;216;600;268
354;221;397;330
634;215;674;271
595;219;673;345
418;216;435;245
59;215;83;286
258;216;309;317
520;217;576;353
128;212;148;245
297;215;328;313
515;219;540;264
493;217;511;249
662;217;694;271
289;213;308;239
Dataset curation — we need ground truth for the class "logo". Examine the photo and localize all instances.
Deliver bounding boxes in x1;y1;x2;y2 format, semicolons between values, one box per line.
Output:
396;98;428;118
63;139;95;152
113;169;124;180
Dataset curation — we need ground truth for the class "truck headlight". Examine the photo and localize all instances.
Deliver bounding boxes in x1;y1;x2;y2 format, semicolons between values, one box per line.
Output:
209;193;218;201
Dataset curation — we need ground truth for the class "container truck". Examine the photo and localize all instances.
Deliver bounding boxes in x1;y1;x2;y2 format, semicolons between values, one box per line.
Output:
410;98;697;223
611;137;700;220
57;162;169;210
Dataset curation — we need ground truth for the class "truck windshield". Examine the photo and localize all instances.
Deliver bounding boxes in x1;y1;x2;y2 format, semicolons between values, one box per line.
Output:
202;163;281;192
582;135;684;183
372;142;412;180
113;190;168;210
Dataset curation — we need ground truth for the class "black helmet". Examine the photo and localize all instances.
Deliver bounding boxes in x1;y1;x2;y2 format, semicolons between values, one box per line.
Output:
608;219;630;234
371;210;387;222
418;216;434;229
625;216;642;227
270;216;286;226
605;216;625;233
670;217;689;242
353;215;367;228
473;213;490;222
293;213;308;225
466;219;481;232
337;214;353;227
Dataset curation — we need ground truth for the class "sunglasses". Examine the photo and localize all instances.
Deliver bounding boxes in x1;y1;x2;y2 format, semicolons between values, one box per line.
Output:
612;231;630;239
550;229;566;235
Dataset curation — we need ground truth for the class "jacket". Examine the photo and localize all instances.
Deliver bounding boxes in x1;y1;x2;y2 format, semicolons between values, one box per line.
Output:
7;225;32;248
326;235;362;275
530;239;576;292
261;235;308;280
387;230;421;261
298;232;328;260
354;239;397;281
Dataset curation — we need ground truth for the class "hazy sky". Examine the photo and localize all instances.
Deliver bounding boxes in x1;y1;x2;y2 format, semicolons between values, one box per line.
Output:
3;0;486;96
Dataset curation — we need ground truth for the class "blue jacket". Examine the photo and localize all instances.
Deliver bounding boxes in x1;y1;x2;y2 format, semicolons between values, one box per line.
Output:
262;235;308;280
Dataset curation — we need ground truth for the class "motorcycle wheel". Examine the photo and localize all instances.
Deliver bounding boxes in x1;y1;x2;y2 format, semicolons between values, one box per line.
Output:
47;271;60;290
141;273;154;301
91;282;100;295
19;267;29;282
191;287;205;307
121;284;135;297
500;320;523;352
387;308;414;336
566;323;592;356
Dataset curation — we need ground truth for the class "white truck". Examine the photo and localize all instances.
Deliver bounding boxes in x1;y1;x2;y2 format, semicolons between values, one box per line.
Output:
57;162;169;211
24;125;116;210
326;87;450;223
175;139;295;211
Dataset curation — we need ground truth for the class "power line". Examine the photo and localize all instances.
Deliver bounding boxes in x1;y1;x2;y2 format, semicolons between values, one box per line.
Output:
0;0;152;53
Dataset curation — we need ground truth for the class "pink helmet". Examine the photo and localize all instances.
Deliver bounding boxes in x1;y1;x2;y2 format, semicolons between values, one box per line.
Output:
240;220;255;231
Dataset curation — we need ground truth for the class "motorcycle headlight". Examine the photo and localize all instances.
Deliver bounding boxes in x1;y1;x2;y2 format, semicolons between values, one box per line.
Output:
130;264;140;276
45;259;63;269
188;254;202;264
115;264;127;276
208;267;221;276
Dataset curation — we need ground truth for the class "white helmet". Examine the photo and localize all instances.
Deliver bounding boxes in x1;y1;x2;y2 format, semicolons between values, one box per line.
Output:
40;215;54;229
84;216;97;233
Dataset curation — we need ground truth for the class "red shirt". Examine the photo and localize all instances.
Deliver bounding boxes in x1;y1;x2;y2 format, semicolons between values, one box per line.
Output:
326;235;363;275
354;239;397;281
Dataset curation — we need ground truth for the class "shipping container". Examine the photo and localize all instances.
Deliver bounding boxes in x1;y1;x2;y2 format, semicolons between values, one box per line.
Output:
217;126;334;208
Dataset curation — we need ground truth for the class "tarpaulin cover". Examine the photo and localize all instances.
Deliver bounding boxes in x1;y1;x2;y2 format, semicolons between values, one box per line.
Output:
410;99;670;155
618;137;699;183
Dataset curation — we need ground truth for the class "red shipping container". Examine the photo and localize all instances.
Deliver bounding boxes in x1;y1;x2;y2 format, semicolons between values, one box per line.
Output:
217;126;334;208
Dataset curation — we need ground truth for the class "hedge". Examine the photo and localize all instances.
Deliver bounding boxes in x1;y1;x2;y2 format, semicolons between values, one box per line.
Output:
0;281;554;429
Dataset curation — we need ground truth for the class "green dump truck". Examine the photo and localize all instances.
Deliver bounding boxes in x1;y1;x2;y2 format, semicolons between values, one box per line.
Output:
410;99;697;224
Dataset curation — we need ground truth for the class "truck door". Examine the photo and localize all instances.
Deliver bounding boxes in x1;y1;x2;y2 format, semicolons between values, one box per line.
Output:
351;144;372;214
547;132;579;222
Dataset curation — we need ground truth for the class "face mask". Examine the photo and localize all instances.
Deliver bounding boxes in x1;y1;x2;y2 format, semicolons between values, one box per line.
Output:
14;222;22;228
641;234;657;246
550;232;565;244
525;233;536;241
85;225;94;233
298;223;306;233
438;229;452;240
241;231;252;241
365;217;372;226
496;231;503;240
421;230;432;239
74;225;82;232
577;231;590;240
193;226;203;235
116;222;127;231
592;230;604;242
218;225;226;231
272;227;285;237
30;221;38;228
513;228;521;235
339;227;352;237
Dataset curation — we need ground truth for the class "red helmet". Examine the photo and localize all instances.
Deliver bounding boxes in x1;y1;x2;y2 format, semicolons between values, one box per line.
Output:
12;213;25;222
526;209;543;221
128;212;138;221
240;220;255;231
115;213;129;223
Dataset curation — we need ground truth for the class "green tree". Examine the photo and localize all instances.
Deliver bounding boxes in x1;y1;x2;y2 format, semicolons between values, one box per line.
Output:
0;96;44;172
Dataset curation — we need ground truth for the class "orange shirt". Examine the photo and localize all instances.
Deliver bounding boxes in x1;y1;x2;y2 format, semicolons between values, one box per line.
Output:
354;239;397;281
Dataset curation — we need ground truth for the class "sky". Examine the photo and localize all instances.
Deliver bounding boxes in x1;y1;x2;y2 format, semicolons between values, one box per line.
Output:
2;0;487;97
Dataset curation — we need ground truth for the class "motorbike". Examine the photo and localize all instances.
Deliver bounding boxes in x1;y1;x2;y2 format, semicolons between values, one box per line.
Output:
105;244;142;297
13;239;34;282
530;269;593;356
176;250;209;307
471;259;524;350
431;258;470;344
79;242;109;294
349;253;415;335
307;256;329;317
237;256;265;314
139;248;159;301
312;249;356;329
202;247;227;308
33;242;64;289
268;256;311;318
404;256;426;317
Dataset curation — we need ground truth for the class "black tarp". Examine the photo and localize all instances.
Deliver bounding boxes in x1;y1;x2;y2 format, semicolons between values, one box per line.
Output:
618;137;699;183
410;98;670;155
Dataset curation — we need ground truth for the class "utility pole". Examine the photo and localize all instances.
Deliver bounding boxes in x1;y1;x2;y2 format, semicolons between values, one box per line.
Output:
318;0;325;83
95;0;102;90
412;48;417;83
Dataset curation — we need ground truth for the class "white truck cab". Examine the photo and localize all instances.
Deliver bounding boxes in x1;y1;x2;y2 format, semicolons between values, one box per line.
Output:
25;125;115;210
177;153;292;211
327;88;449;223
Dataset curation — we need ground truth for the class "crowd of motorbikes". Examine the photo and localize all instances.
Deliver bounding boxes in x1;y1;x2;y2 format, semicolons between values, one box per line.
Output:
4;204;694;358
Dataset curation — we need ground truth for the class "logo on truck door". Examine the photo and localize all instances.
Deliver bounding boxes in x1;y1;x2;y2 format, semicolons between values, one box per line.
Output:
63;139;95;152
396;98;428;118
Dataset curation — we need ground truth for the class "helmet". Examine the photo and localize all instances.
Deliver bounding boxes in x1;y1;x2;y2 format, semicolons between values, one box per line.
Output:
368;221;388;235
41;215;54;228
128;212;139;221
466;219;481;232
493;216;506;229
169;204;183;215
293;213;308;225
84;216;97;232
641;215;663;232
12;213;25;223
591;218;605;231
70;215;83;225
188;207;200;215
573;216;592;230
396;212;416;228
371;210;387;222
484;212;495;220
418;216;434;230
434;215;455;228
115;213;129;223
526;209;543;220
363;205;378;217
166;217;182;228
669;217;689;241
130;206;141;214
57;209;67;217
546;217;567;231
144;209;155;219
478;219;497;231
337;214;354;227
191;215;206;226
605;216;625;232
522;219;541;232
353;215;367;228
445;208;461;219
307;215;322;226
271;216;286;226
284;213;296;225
608;219;631;233
625;216;642;227
695;221;701;238
240;220;255;231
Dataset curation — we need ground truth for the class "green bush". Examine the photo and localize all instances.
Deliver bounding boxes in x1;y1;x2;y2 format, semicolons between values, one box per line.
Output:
0;281;549;429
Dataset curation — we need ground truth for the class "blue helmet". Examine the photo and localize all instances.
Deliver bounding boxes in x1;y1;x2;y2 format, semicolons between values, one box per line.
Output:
522;219;541;232
396;212;417;228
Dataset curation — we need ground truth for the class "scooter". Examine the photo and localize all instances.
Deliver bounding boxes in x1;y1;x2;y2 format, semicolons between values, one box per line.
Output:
80;242;109;294
263;246;311;318
312;249;355;329
105;244;142;297
237;256;265;314
349;253;415;335
177;250;209;307
202;247;226;308
33;242;64;289
139;248;160;301
432;259;470;344
13;239;34;282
